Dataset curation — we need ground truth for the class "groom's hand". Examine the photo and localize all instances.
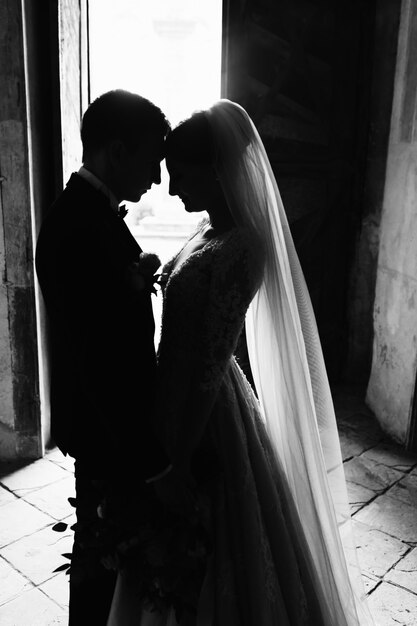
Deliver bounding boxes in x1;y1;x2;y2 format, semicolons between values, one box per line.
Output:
151;466;197;516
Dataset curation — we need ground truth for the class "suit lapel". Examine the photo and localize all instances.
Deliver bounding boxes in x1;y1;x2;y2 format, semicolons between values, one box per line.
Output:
66;173;143;259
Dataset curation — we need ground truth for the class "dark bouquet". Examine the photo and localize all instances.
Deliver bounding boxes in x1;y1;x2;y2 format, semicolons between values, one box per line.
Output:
55;481;212;621
100;483;211;619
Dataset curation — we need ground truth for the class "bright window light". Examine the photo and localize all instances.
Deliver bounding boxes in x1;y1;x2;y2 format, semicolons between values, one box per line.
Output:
88;0;223;263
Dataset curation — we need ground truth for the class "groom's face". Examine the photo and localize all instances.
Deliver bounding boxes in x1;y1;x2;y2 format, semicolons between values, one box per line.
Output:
113;132;165;203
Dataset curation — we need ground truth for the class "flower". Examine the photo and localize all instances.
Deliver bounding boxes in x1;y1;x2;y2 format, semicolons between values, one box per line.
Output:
125;252;162;296
138;252;161;276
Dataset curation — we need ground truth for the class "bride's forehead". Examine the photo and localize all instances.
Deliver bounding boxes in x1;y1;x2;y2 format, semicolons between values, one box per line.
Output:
165;158;185;175
165;157;202;173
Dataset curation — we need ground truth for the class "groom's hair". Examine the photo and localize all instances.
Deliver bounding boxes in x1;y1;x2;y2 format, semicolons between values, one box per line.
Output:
81;90;170;160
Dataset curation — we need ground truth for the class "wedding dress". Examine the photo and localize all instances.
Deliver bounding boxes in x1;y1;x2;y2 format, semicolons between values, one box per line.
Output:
107;100;374;625
156;225;336;625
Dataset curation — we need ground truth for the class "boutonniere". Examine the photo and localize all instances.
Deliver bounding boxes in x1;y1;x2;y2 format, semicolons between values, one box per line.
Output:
125;252;161;296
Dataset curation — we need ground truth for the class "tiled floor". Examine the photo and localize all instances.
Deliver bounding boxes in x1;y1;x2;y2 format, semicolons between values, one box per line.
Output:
0;387;416;625
0;451;75;625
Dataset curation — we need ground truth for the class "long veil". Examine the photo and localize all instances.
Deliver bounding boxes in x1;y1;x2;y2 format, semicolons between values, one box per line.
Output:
206;100;374;625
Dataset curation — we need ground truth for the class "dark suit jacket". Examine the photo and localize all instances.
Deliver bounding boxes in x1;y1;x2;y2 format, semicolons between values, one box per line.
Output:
36;173;168;479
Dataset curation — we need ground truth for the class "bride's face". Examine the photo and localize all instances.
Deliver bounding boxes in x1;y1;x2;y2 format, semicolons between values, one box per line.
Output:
165;157;218;213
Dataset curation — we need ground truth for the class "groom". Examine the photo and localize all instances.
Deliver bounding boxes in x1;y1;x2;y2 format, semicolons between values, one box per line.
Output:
36;90;178;625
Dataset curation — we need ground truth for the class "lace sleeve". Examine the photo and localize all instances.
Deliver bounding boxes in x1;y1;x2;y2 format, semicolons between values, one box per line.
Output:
170;228;264;468
199;228;262;391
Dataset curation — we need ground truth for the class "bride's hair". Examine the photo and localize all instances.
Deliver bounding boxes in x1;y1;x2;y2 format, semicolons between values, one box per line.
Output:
165;111;216;165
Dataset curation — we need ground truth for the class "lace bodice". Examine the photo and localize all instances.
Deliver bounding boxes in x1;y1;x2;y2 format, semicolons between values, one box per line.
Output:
156;224;263;464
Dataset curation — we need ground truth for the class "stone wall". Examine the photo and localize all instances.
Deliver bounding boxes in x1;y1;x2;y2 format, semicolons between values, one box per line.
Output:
0;1;41;458
345;0;401;383
367;0;417;443
0;173;15;455
0;0;87;460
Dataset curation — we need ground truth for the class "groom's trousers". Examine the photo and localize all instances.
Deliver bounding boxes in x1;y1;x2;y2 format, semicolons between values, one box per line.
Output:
69;466;117;625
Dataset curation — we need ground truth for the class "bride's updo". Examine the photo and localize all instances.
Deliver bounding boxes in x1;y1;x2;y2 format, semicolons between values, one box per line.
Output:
164;111;216;166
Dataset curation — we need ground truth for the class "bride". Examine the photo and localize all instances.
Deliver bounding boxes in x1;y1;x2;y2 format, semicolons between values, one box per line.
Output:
108;100;375;625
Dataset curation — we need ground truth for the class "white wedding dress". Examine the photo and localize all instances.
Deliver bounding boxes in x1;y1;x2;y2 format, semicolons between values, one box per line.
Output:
157;225;341;625
107;99;374;626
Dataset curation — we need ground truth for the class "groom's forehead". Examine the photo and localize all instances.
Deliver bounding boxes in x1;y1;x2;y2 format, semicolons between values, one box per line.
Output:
138;132;165;159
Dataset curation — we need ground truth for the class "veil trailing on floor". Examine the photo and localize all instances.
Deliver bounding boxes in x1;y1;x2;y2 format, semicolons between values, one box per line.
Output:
206;100;374;626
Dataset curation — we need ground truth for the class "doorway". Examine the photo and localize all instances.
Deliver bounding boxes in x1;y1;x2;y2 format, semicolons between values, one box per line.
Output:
88;0;223;266
87;0;223;341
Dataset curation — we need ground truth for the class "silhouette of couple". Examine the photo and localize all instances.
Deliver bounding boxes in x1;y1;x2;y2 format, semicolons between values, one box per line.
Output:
36;90;374;626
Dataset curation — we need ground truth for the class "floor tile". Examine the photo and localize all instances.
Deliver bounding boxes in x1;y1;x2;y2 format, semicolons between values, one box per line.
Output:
22;475;75;520
343;456;404;493
0;587;67;625
362;442;417;472
0;459;68;496
39;572;69;609
339;429;373;461
1;523;73;585
361;572;380;594
352;520;409;578
354;494;417;543
0;499;52;548
368;581;417;625
0;486;18;508
0;556;33;606
44;448;75;473
62;511;77;528
336;409;384;442
387;472;417;508
0;460;27;480
385;548;417;595
347;481;375;514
